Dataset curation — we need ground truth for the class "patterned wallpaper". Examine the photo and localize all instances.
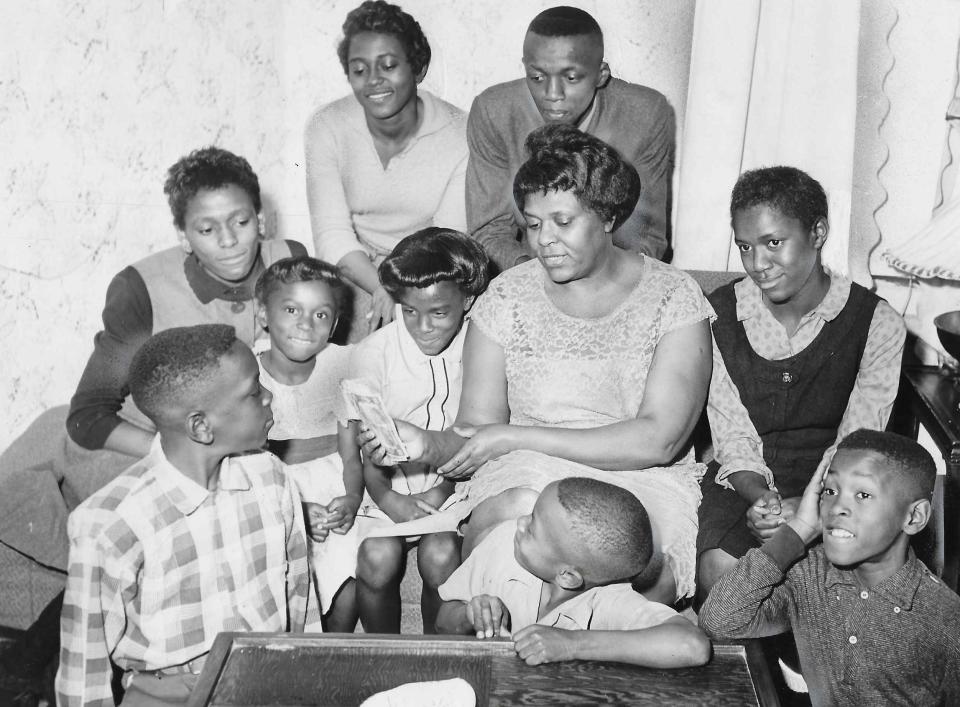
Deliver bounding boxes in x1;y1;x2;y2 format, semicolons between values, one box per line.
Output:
0;0;695;449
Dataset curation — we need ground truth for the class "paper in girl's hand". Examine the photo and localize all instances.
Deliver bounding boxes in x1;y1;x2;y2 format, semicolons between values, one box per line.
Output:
340;379;410;465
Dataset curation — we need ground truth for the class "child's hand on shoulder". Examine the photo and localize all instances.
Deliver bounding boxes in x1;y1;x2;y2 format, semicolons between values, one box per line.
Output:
466;594;510;639
327;493;362;534
513;625;577;665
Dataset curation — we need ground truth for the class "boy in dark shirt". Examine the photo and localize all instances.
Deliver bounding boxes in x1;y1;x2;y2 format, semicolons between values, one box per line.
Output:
699;429;960;706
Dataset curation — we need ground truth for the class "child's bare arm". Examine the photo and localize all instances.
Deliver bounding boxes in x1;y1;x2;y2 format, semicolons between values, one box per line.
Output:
326;422;364;534
513;617;710;668
435;595;510;638
414;479;455;509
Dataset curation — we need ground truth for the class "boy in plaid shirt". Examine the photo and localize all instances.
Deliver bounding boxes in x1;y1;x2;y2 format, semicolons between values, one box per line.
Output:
56;324;311;706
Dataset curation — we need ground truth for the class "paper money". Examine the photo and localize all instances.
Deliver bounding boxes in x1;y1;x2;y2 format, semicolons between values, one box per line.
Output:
341;379;409;464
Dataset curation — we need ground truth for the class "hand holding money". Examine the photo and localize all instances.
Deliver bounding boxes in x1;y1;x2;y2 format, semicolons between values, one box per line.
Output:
341;379;410;465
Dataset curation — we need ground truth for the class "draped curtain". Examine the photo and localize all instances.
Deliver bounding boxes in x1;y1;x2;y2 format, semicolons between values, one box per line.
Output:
672;0;861;276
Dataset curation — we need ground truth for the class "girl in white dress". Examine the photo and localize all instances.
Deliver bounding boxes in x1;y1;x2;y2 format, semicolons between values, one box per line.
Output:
255;256;361;631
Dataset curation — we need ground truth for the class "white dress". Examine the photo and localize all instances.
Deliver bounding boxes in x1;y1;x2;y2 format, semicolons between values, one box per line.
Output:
460;257;714;600
258;344;357;616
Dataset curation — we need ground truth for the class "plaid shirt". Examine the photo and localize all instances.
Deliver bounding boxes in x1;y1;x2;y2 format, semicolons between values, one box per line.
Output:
56;447;310;706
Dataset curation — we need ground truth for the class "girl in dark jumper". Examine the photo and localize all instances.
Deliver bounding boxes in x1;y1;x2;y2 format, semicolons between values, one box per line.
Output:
696;166;906;601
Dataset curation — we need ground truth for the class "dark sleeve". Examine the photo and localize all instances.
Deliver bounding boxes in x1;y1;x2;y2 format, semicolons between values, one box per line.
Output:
67;266;153;449
698;526;806;639
613;94;675;259
285;239;308;258
465;95;528;272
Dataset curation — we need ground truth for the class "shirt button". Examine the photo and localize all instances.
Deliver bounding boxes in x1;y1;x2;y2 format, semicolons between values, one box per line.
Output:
860;591;868;599
849;636;858;644
894;607;901;614
231;301;246;313
781;371;793;383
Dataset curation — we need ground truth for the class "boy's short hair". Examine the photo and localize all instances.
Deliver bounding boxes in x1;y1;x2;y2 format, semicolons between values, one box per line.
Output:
337;0;431;78
255;255;348;315
378;227;491;299
163;147;262;231
513;124;641;231
528;6;603;46
129;324;237;426
730;165;827;232
837;429;937;501
556;477;653;582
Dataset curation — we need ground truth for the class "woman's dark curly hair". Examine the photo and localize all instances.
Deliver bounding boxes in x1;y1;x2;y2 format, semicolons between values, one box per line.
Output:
512;124;641;231
730;166;827;231
337;0;431;78
255;256;348;316
163;146;261;231
379;228;490;300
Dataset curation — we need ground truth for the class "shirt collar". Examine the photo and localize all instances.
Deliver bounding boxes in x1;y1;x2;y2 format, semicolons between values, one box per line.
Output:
824;549;924;610
577;94;600;132
149;445;255;516
734;268;850;323
184;245;265;305
394;306;469;365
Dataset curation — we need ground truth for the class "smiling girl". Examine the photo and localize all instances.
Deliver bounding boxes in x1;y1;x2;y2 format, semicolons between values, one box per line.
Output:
696;166;907;599
305;0;468;339
255;256;362;632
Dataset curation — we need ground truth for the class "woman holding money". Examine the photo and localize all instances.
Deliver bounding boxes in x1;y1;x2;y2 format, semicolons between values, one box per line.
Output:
361;126;713;604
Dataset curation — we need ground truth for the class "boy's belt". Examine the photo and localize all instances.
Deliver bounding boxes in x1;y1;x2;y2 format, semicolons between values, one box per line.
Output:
134;655;206;678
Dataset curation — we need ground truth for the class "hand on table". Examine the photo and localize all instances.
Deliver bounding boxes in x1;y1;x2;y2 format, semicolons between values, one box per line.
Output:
513;625;577;665
465;594;510;639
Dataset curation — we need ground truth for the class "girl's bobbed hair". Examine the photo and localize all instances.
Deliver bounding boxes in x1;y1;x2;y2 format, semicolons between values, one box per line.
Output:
379;227;490;299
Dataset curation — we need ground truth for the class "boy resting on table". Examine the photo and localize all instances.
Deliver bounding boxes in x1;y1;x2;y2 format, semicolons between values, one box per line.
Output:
699;429;960;706
435;477;710;667
56;325;311;707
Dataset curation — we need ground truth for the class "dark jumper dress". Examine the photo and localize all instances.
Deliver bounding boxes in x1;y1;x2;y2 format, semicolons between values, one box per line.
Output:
696;279;879;559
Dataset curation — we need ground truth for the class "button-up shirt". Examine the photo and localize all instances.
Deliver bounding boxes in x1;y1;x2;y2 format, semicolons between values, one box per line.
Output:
439;522;677;632
56;446;311;707
699;527;960;706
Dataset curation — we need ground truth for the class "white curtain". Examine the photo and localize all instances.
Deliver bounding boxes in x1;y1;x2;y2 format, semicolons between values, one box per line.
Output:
672;0;860;275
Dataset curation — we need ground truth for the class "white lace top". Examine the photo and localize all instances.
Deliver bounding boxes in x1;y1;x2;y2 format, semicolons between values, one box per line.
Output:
470;257;715;432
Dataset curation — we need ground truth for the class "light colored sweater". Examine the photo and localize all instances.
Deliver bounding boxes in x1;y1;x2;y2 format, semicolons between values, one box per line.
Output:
305;90;468;265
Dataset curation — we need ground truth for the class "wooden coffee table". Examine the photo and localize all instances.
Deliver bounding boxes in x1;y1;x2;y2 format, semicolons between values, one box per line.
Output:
188;632;780;706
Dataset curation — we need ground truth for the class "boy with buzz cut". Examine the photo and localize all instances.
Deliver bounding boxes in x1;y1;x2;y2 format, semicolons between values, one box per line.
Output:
435;477;710;668
56;325;311;707
699;429;960;706
466;5;675;269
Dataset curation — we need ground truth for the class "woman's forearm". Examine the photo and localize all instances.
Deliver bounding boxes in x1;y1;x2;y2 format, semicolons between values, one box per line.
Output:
337;250;381;294
506;418;692;471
